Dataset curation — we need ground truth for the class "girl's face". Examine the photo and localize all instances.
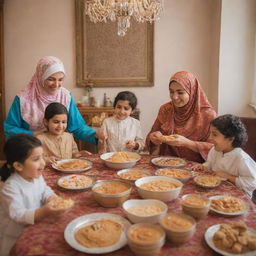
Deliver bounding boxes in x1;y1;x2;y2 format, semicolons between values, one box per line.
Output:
114;100;133;120
209;125;234;153
44;114;68;136
169;81;190;107
43;72;64;95
15;146;45;182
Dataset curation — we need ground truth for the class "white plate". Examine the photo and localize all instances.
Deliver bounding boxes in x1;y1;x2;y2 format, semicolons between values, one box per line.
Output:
151;157;186;168
64;213;131;254
52;159;92;173
205;224;256;256
57;174;96;190
209;195;248;216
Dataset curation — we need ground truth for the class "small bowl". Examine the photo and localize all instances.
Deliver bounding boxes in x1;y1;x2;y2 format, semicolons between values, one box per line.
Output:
92;180;132;207
155;168;192;183
160;212;196;244
117;168;151;183
135;176;183;202
181;194;210;219
194;175;221;189
122;199;168;224
100;152;141;170
127;223;166;256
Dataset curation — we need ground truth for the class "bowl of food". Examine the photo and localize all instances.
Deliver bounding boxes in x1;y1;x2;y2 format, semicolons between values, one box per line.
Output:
100;152;141;170
159;212;196;244
92;180;132;207
155;168;192;183
194;175;221;189
117;168;151;183
181;194;210;219
135;176;183;202
127;223;166;256
48;196;74;210
122;199;168;224
151;156;186;168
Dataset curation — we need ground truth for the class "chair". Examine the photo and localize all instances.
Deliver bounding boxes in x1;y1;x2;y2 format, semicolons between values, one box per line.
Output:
240;117;256;161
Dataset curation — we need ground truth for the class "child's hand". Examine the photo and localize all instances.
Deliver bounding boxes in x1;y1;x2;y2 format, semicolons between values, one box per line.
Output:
48;156;60;164
75;150;92;158
191;164;208;171
96;129;108;140
215;171;236;183
125;140;139;150
149;131;163;145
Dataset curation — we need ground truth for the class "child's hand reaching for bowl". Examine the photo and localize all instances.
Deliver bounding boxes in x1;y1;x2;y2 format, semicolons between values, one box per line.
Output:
125;140;139;150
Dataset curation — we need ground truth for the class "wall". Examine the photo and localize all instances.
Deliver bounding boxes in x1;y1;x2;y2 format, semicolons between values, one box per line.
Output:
3;0;223;138
218;0;256;116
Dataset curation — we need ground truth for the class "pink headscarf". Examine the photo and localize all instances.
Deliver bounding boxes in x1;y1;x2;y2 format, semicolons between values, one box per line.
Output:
19;56;71;131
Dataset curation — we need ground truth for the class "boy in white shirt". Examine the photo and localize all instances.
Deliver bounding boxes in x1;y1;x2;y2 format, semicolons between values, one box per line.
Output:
193;114;256;197
99;91;144;153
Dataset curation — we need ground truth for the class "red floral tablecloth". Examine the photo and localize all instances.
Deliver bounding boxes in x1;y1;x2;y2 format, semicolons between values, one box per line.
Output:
14;155;256;256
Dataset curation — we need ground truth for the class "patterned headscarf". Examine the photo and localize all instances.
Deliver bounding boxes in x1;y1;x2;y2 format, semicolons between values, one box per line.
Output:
19;56;71;131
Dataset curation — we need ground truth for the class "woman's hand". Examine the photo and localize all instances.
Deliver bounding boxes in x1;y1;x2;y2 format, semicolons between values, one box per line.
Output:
165;134;190;147
96;129;108;140
125;140;139;150
149;131;163;145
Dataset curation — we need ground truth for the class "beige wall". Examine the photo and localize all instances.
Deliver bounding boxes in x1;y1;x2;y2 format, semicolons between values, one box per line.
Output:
3;0;254;138
218;0;256;117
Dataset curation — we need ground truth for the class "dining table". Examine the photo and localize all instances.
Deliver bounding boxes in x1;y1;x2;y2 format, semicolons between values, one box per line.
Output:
13;154;256;256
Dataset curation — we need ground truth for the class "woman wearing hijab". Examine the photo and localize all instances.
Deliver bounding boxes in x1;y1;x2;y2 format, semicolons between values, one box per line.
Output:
4;56;104;144
146;71;216;163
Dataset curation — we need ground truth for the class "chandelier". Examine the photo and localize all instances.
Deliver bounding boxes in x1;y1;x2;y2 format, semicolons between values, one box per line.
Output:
84;0;164;36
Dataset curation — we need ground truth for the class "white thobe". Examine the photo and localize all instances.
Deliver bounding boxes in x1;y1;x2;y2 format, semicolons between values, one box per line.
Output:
0;173;54;255
203;147;256;197
100;116;145;153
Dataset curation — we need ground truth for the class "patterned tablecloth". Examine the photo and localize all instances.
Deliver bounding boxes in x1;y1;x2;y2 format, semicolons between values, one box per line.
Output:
14;155;256;256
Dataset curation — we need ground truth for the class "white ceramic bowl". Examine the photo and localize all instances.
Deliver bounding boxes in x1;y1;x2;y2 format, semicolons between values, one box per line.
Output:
135;176;183;202
155;168;192;183
117;168;151;183
122;199;168;224
100;152;141;170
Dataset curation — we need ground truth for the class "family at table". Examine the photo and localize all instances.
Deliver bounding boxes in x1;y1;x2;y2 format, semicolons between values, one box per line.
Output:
0;56;256;255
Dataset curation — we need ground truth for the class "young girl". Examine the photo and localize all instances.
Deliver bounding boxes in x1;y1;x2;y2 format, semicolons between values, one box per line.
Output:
99;91;145;153
0;134;66;255
36;102;91;163
193;114;256;197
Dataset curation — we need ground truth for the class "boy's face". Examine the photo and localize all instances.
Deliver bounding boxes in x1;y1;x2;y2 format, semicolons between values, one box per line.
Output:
44;114;68;135
209;125;234;153
114;100;133;120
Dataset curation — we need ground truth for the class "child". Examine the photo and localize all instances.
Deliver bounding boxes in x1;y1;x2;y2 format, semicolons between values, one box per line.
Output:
36;102;91;163
0;134;66;255
193;114;256;197
99;91;145;153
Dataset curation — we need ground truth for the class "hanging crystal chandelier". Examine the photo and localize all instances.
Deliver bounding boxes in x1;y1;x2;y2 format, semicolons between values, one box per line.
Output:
84;0;164;36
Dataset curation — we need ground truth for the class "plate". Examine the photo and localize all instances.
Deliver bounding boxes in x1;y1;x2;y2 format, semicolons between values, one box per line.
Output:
151;157;186;168
209;195;248;216
57;174;96;190
52;159;92;173
117;168;151;182
64;213;131;254
205;224;256;256
194;175;221;189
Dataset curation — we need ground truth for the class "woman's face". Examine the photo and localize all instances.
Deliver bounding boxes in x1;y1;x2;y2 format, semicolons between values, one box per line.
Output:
43;72;65;95
169;81;190;107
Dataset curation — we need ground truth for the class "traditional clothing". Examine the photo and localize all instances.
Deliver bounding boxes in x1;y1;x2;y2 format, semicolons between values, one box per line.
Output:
146;71;216;162
36;131;79;162
100;116;144;153
4;56;96;145
203;147;256;197
0;173;54;255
